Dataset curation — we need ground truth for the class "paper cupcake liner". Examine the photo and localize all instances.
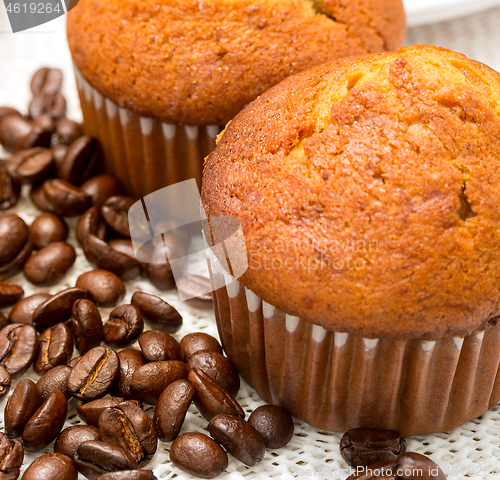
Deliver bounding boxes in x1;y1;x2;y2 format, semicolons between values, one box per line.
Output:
207;253;500;436
75;68;221;198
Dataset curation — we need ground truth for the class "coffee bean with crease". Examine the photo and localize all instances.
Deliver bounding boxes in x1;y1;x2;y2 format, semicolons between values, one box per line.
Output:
22;389;68;452
0;114;51;153
98;402;158;467
139;330;184;362
188;368;245;421
81;174;123;207
36;364;72;400
6;147;53;184
77;397;143;427
113;349;147;399
180;332;222;360
248;405;294;449
131;292;183;333
130;361;189;405
33;287;94;331
52;118;83;146
58;136;101;185
22;452;77;480
97;471;157;480
24;241;76;286
0;324;37;377
30;68;63;96
170;432;228;479
30;213;68;249
8;293;51;325
176;274;213;308
0;162;20;210
68;346;120;401
103;305;144;348
76;206;107;245
101;196;134;237
55;425;100;459
0;365;11;400
0;214;29;264
42;178;92;216
34;323;74;375
29;93;66;120
4;379;42;439
340;429;407;468
153;379;195;442
71;298;104;354
76;269;125;307
187;351;240;396
0;279;24;307
0;433;23;480
74;441;139;480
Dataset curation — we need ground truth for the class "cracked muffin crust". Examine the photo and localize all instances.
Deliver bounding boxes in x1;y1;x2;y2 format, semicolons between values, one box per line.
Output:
202;45;500;339
66;0;405;125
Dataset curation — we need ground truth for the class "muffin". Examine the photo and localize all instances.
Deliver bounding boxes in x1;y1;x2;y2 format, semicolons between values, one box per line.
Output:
201;45;500;436
66;0;406;198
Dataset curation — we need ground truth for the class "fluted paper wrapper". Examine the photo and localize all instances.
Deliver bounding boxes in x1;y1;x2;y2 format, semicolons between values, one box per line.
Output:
75;68;221;198
207;253;500;436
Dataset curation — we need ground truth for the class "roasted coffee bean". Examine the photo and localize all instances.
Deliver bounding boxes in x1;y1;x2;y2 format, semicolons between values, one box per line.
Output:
77;397;143;427
76;270;125;307
98;402;157;467
32;114;56;137
188;368;244;421
30;213;68;249
139;330;183;363
187;350;240;396
144;263;175;291
81;175;123;207
0;364;11;400
208;414;265;467
59;136;101;185
76;206;107;245
54;425;100;459
4;379;42;438
24;241;76;286
52;142;68;166
0;107;21;122
0;162;21;210
130;361;188;405
176;274;212;308
68;346;120;401
101;196;134;237
34;323;74;374
0;237;33;280
29;93;66;120
153;379;195;442
36;364;72;400
0;324;37;377
0;279;24;307
131;292;182;333
0;433;23;480
103;305;144;347
22;452;77;480
113;349;147;399
340;429;407;468
9;293;51;325
180;332;222;360
52;118;83;146
0;214;30;264
30;182;51;212
74;441;139;480
248;405;294;449
30;68;63;96
67;356;81;368
0;114;51;153
7;147;53;184
71;298;103;354
170;432;228;479
22;389;68;452
97;471;157;480
33;287;94;331
83;235;142;280
108;240;144;273
42;178;92;216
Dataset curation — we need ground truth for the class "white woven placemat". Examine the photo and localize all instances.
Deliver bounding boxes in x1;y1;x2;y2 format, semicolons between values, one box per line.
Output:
1;6;500;479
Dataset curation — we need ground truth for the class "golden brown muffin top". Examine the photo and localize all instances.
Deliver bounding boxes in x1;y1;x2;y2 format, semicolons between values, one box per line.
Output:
202;45;500;340
66;0;405;125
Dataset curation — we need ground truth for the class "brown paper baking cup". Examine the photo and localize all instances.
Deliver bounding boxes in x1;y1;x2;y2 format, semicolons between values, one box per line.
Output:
75;68;221;199
207;253;500;436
